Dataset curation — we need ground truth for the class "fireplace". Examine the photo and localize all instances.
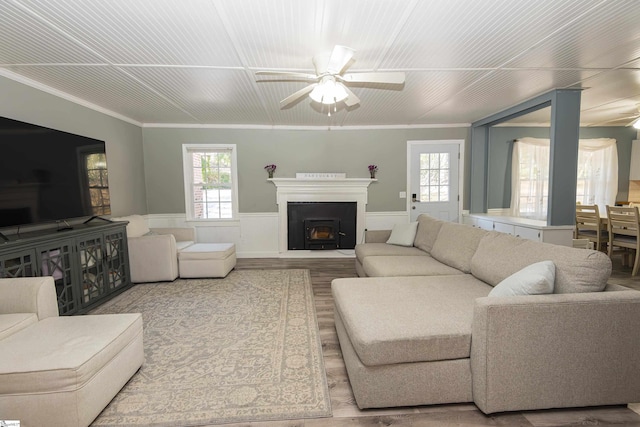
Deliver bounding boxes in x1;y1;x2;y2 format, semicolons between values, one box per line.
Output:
270;177;373;254
287;202;356;250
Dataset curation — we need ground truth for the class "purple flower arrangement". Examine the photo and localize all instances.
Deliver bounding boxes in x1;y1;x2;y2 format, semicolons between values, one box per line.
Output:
264;164;276;178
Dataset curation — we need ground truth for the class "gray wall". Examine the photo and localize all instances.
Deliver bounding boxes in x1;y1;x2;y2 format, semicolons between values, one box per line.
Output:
142;127;471;214
487;126;636;209
0;75;147;216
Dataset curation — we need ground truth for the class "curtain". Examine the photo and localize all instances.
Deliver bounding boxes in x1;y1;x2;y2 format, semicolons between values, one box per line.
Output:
510;137;550;219
510;137;617;219
576;138;618;212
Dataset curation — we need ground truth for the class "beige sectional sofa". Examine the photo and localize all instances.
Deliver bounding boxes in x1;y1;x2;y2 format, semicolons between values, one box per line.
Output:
332;214;640;414
0;277;144;426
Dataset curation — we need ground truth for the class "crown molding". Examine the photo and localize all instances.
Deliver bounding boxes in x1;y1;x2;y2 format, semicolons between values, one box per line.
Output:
0;68;143;127
0;69;472;130
142;123;470;130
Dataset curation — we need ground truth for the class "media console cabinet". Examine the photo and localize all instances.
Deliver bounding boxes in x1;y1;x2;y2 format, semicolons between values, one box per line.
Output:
0;221;131;315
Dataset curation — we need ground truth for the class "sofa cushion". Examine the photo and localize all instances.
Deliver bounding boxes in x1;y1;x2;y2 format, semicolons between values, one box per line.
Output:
488;260;555;297
363;255;466;277
332;275;492;366
355;243;427;262
413;214;444;253
386;222;419;246
178;243;236;260
0;313;37;340
430;222;488;273
471;232;611;294
111;214;150;238
0;314;142;395
176;241;195;251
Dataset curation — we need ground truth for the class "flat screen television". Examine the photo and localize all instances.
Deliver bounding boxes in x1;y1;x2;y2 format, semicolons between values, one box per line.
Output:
0;116;111;230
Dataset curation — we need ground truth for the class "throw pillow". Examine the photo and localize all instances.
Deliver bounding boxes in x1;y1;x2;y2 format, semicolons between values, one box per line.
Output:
488;260;555;297
386;222;419;247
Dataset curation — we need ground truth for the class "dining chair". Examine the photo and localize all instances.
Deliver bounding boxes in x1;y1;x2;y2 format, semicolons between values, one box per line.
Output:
575;204;607;251
606;205;640;276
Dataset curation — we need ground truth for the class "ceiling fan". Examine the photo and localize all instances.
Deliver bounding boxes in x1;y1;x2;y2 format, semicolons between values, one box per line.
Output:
256;45;405;112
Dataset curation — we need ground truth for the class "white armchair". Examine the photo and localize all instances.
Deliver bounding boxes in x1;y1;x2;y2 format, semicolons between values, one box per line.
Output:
112;215;195;283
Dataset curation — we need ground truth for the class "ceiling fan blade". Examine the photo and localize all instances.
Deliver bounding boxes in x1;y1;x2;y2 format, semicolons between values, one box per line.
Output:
339;72;405;85
341;84;360;107
256;71;318;80
326;45;356;74
279;83;317;108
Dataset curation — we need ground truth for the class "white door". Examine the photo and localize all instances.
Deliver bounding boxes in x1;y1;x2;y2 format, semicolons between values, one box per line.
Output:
408;141;462;222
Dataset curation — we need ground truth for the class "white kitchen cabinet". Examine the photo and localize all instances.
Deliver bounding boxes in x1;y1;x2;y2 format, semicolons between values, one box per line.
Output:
493;222;515;235
476;218;494;231
463;214;574;246
514;225;541;241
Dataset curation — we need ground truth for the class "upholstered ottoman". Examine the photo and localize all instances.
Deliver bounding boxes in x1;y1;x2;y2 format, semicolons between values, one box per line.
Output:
0;313;144;427
178;243;237;278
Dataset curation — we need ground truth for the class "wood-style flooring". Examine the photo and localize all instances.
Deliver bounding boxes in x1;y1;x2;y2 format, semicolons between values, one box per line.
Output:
209;255;640;427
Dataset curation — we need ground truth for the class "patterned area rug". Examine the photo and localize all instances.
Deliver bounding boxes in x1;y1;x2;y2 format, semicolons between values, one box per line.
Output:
91;269;331;426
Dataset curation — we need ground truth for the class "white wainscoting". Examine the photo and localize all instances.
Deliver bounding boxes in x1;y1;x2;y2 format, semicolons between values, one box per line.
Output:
146;211;409;258
364;211;410;235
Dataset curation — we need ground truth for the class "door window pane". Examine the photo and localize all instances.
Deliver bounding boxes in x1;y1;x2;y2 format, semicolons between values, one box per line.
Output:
420;152;450;202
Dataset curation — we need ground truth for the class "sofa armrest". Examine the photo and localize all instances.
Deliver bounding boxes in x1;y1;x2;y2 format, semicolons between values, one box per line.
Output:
128;234;179;283
365;229;391;243
471;288;640;414
0;276;59;319
151;227;196;243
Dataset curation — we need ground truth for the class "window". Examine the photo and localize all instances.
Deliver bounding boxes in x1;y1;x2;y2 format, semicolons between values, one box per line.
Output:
78;145;111;215
183;144;238;220
419;152;450;202
510;137;618;219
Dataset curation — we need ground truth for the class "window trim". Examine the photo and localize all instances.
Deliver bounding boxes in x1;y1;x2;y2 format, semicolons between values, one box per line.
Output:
182;143;239;222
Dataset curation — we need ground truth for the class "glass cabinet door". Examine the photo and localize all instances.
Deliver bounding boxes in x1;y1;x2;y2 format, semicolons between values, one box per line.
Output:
104;229;127;292
0;249;37;278
37;242;76;315
78;233;106;307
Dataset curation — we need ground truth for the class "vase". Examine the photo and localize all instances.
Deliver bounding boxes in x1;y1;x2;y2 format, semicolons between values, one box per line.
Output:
370;171;376;179
268;171;274;179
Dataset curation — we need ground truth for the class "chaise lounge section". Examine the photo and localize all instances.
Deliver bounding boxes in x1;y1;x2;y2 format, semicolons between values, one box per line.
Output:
0;277;144;426
333;214;640;414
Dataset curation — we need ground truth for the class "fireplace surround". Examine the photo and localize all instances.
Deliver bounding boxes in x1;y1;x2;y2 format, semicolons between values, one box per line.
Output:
269;178;374;254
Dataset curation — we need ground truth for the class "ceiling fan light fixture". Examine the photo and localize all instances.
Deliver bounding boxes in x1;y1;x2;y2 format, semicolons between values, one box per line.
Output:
633;117;640;129
309;77;348;105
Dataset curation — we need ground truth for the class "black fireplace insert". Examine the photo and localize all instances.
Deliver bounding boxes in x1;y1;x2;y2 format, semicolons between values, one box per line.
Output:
287;202;356;250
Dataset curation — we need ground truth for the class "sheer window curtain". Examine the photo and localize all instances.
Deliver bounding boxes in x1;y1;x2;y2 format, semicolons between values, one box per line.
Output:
510;137;617;220
510;137;550;219
576;138;618;212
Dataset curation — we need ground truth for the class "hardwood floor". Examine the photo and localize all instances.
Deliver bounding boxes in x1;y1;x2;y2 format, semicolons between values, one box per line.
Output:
212;256;640;427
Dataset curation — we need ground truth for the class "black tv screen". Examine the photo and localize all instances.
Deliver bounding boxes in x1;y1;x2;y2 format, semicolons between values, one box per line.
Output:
0;116;111;229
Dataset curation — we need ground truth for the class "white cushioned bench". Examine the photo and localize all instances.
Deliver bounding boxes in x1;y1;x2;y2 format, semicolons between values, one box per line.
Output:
178;243;237;278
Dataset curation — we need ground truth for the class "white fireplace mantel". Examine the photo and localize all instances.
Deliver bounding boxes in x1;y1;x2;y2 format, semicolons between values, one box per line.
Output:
269;178;375;254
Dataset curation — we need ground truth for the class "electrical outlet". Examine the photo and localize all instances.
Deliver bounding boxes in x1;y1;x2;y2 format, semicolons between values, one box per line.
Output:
399;191;407;199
